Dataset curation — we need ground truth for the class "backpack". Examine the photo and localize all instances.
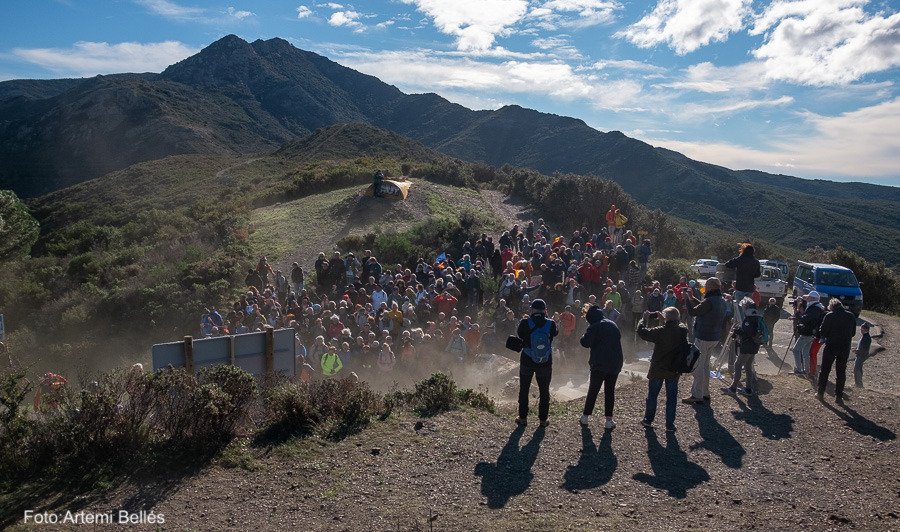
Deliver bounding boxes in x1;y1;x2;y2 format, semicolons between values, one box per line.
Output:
670;328;701;374
524;317;553;364
752;316;769;345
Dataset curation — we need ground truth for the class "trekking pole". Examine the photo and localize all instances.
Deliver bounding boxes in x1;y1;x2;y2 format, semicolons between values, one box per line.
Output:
776;332;797;375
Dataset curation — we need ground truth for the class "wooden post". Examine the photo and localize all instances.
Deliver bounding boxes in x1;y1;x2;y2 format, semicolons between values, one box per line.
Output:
265;326;274;378
184;335;194;375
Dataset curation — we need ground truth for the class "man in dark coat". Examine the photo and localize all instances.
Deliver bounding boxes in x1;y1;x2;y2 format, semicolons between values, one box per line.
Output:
724;243;760;319
637;306;685;432
515;299;558;427
816;299;859;404
579;305;623;430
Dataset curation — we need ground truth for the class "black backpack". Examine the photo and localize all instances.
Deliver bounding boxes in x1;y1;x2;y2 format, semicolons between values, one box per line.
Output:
670;328;701;374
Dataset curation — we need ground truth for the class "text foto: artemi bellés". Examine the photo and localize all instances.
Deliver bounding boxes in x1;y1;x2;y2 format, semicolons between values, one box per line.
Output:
23;510;165;525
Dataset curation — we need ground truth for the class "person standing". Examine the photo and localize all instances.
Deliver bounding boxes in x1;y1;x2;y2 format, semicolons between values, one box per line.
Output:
763;297;781;348
724;243;760;319
372;169;384;197
852;322;872;388
791;291;825;376
606;205;617;239
816;299;858;404
290;262;305;293
516;299;558;427
682;277;727;405
638;239;652;283
637;306;685;432
579;305;623;430
722;298;762;396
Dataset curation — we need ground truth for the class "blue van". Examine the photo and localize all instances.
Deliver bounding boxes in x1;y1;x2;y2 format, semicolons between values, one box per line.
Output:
792;261;863;316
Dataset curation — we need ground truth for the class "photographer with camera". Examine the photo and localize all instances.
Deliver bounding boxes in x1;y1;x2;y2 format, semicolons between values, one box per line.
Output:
637;307;685;432
790;292;825;376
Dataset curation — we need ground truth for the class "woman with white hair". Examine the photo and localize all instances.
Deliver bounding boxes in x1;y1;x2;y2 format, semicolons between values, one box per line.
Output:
722;298;762;396
637;306;685;432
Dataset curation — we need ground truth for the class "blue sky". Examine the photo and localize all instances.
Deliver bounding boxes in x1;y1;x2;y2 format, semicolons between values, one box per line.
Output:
2;0;900;187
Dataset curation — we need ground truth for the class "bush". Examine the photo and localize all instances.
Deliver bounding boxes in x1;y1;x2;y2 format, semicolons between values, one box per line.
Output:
648;258;695;286
393;373;496;416
260;377;385;442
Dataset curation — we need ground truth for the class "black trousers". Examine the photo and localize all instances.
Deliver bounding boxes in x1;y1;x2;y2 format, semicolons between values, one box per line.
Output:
817;345;851;399
583;370;619;417
518;358;552;421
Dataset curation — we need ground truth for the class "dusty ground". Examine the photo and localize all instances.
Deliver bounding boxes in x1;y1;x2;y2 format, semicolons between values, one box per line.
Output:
9;361;899;531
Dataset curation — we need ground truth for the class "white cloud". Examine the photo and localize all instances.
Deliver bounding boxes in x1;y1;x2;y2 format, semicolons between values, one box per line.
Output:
618;0;752;54
335;49;643;111
329;11;365;31
133;0;204;20
296;5;312;18
656;61;770;93
226;7;254;20
321;2;344;8
530;0;621;29
649;98;900;180
750;0;900;85
10;41;199;76
399;0;529;51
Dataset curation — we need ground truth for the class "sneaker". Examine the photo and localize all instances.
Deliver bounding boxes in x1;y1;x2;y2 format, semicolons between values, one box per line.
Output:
640;419;653;428
539;419;550;427
579;414;589;426
515;417;527;426
740;388;754;396
604;419;616;430
681;396;704;404
835;396;844;405
721;386;737;394
816;392;824;401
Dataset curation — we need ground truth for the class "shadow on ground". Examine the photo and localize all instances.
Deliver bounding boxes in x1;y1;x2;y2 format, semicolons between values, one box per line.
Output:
474;424;545;509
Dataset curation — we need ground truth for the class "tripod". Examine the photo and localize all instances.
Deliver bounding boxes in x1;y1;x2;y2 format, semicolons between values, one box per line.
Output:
712;299;743;381
776;332;797;375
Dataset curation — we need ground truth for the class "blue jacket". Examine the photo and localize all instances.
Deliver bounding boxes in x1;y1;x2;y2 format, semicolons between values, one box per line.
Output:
686;290;727;342
580;306;623;373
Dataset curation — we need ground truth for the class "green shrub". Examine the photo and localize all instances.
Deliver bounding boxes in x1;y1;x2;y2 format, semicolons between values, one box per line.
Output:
648;258;694;286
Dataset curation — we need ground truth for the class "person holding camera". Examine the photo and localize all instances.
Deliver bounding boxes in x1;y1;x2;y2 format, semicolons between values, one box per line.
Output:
637;307;685;432
579;304;623;429
722;298;761;396
682;277;728;405
515;299;558;427
791;291;825;376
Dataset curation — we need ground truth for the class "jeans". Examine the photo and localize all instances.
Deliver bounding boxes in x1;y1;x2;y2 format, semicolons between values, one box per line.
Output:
644;377;678;429
792;335;813;373
518;360;552;421
731;351;757;392
853;354;867;388
583;370;619;418
690;339;719;399
818;346;851;399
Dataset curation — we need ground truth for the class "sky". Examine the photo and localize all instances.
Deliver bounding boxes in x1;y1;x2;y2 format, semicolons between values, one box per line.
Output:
2;0;900;187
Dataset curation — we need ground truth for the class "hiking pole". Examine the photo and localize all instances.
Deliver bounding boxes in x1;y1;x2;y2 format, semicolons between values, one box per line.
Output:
776;332;797;375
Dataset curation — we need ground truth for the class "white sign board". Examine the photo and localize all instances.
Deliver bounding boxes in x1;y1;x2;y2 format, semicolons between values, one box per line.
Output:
151;328;296;378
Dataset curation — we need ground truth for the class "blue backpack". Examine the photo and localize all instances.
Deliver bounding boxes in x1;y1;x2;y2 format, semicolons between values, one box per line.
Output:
524;317;552;363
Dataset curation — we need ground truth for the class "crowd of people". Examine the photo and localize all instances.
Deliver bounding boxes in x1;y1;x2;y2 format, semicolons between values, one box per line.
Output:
194;213;868;427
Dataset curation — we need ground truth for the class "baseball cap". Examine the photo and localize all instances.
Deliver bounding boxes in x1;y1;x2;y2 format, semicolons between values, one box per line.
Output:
531;299;547;311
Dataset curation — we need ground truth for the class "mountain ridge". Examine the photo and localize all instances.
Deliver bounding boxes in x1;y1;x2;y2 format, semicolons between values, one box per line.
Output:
1;34;898;265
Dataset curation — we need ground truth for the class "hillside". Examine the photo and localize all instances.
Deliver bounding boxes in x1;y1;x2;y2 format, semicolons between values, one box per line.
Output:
1;35;898;265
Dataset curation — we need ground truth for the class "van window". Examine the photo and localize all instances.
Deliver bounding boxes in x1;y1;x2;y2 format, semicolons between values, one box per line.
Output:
797;266;812;283
817;270;858;287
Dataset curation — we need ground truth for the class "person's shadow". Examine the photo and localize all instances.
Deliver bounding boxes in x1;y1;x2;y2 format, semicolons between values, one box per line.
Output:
821;400;896;441
632;429;709;498
690;405;745;469
561;425;617;491
474;425;546;509
732;394;794;440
